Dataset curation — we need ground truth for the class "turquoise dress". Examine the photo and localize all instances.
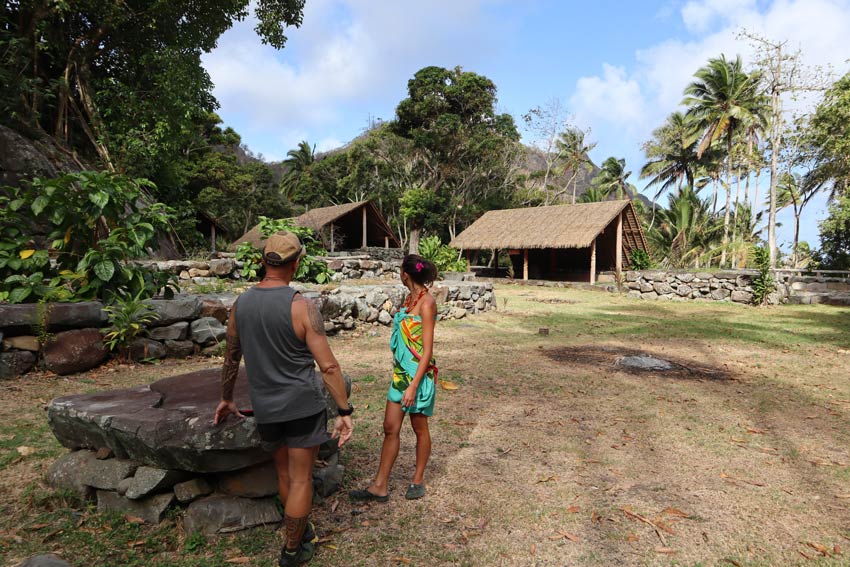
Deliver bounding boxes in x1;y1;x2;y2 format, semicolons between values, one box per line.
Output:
387;308;437;416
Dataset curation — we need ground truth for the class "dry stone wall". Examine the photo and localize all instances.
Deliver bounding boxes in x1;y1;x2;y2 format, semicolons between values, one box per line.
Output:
0;282;495;378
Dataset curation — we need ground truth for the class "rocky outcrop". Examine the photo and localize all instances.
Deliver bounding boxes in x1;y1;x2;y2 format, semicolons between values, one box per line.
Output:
42;329;107;375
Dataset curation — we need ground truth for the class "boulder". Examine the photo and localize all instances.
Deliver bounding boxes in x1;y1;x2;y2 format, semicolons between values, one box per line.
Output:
125;466;192;500
450;307;468;319
97;490;174;524
84;458;140;490
164;340;195;358
2;335;39;352
200;298;228;324
125;338;166;361
44;450;98;499
377;310;392;325
678;273;695;283
208;259;235;277
42;329;107;375
149;322;189;341
731;290;754;304
652;282;674;295
145;295;201;326
0;350;36;379
174;478;213;504
190;317;226;346
183;495;282;535
676;284;692;297
695;272;713;280
639;282;654;293
15;555;72;567
710;288;731;301
431;285;449;304
216;461;279;498
313;453;344;498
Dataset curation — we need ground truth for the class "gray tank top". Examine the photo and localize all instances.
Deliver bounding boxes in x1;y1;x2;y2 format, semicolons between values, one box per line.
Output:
234;286;326;423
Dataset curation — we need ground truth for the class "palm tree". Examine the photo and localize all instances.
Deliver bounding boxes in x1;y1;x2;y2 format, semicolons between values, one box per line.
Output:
578;185;611;203
776;172;818;267
556;127;597;204
683;55;765;268
591;157;631;200
640;111;701;200
648;187;723;268
280;140;316;201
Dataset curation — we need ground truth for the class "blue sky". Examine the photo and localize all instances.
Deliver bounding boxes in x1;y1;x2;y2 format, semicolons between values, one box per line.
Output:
202;0;850;253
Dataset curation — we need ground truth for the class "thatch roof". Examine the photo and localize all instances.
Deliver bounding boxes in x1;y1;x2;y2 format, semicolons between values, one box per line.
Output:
229;201;399;251
450;200;646;250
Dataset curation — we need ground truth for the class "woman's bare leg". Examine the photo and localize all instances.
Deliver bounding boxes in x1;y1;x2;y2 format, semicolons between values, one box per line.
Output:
367;401;405;496
409;413;431;485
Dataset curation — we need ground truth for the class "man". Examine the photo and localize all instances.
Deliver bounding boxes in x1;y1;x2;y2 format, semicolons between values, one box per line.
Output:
214;231;354;567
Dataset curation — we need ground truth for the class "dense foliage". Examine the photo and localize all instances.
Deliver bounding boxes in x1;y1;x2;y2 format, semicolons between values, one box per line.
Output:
417;236;469;274
814;192;850;270
0;172;176;303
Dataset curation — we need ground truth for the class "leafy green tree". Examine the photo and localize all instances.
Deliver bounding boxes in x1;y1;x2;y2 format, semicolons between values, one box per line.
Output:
648;187;723;268
578;185;612;204
393;66;520;251
557;127;597;204
590;157;632;200
814;192;850;270
683;54;766;268
1;0;305;171
281;140;317;201
804;72;850;198
775;172;817;266
640;112;701;200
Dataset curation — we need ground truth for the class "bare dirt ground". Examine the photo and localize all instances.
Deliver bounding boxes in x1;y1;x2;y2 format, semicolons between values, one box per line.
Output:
2;284;850;567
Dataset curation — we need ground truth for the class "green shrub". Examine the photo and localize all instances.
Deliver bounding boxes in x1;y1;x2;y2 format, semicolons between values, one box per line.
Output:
628;249;653;270
103;293;160;358
751;245;776;306
418;235;468;274
234;216;332;284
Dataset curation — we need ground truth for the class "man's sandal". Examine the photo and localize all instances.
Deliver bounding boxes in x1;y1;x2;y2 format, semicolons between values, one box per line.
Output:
348;488;389;503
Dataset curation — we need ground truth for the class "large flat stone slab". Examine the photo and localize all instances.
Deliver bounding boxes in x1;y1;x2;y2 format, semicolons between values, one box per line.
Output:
47;368;264;473
0;302;106;331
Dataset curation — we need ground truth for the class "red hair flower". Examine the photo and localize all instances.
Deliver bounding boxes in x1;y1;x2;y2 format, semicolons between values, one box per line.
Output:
415;262;424;272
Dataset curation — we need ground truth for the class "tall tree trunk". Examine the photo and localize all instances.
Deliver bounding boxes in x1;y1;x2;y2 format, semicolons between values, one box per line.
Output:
793;208;800;267
731;168;742;267
753;168;761;216
767;47;783;268
744;133;753;209
720;144;733;268
408;226;421;255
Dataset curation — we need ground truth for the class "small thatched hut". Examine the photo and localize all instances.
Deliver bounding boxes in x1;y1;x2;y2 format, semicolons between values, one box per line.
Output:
229;201;399;252
449;200;647;283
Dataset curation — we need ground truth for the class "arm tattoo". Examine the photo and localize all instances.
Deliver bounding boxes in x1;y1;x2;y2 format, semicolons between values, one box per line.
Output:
307;299;326;336
221;330;242;401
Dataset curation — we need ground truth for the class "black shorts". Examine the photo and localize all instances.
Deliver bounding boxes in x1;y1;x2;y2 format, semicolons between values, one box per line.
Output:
256;410;330;451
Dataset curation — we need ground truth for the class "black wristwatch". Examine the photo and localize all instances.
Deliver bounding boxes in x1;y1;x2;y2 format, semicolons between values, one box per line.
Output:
337;402;354;416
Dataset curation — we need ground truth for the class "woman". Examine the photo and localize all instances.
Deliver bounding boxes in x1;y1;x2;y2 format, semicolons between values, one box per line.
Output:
350;254;438;501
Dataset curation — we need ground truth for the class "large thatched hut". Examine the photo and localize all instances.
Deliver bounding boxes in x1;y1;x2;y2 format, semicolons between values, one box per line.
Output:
449;200;647;283
230;201;399;252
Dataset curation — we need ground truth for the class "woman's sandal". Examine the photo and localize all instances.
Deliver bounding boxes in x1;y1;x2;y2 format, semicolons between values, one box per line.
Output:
404;484;426;500
348;488;389;503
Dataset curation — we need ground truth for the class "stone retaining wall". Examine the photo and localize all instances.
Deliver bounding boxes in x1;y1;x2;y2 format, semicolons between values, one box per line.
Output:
0;282;495;378
621;269;850;306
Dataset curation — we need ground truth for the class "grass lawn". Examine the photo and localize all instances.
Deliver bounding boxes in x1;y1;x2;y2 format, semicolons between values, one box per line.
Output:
2;284;849;566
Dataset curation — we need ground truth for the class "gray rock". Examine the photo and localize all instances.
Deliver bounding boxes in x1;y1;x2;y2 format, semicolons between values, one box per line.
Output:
116;477;133;495
627;290;642;299
164;340;195;358
45;450;98;499
377;310;392;325
342;317;355;330
641;291;659;300
174;478;213;503
208;259;235;277
676;284;692;297
365;308;379;323
188;268;211;278
184;495;282;535
625;271;640;282
15;554;72;567
678;273;695;283
639;282;654;293
84;458;139;490
450;307;468;319
0;350;36;379
125;466;191;500
200;298;228;323
125;338;166;361
97;490;174;524
695;272;713;280
42;329;107;375
730;290;754;303
149;322;189;341
652;282;674;295
0;301;106;331
313;453;344;498
190;317;226;346
323;322;337;334
640;271;666;281
710;288;731;300
145;295;201;326
353;298;370;321
617;355;674;371
2;335;39;351
216;461;278;498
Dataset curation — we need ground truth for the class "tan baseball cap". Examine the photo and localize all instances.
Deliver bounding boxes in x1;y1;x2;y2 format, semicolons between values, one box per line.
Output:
262;231;306;266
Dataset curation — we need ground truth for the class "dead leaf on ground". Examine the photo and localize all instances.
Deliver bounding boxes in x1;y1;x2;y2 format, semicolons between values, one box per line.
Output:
655;546;677;554
127;540;146;548
805;541;832;556
125;516;145;524
530;543;536;556
549;529;581;542
626;533;639;542
567;505;581;513
391;557;411;564
723;559;743;567
16;446;36;456
661;507;691;518
536;475;558;484
439;380;460;391
224;557;250;564
747;427;767;434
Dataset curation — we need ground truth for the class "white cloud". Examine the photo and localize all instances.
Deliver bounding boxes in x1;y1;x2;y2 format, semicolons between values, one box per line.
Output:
681;0;758;33
570;64;647;134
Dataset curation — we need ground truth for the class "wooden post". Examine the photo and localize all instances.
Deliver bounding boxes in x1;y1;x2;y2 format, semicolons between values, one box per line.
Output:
523;249;529;281
590;239;596;284
362;207;367;249
210;224;216;254
615;211;623;276
330;223;335;253
384;235;389;249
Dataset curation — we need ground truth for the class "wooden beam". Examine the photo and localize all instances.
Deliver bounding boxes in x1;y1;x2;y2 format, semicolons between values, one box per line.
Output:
590;238;596;284
330;223;335;253
210;224;216;254
362;206;367;248
615;211;623;276
523;249;529;281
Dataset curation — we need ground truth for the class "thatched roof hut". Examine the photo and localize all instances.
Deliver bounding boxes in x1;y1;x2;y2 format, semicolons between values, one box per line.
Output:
229;201;400;252
450;200;647;283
